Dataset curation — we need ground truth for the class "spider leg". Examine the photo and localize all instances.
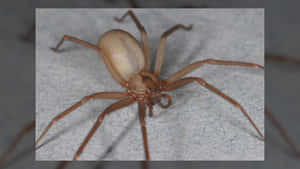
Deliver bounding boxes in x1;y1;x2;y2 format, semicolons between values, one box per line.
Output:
266;54;300;65
73;98;135;160
36;92;127;146
128;0;139;8
265;108;300;156
158;94;172;108
138;101;150;160
56;161;68;169
0;121;35;167
114;10;150;72
154;24;193;76
166;59;264;83
164;77;264;140
20;24;35;42
51;35;99;52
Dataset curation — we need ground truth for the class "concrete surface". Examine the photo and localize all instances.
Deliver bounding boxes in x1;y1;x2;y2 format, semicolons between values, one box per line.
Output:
36;9;264;160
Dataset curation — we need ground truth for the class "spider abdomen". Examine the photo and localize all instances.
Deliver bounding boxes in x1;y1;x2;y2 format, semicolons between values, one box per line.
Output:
98;29;145;81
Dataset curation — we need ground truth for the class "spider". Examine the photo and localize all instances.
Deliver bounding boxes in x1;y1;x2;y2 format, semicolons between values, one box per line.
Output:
33;10;265;161
0;9;299;169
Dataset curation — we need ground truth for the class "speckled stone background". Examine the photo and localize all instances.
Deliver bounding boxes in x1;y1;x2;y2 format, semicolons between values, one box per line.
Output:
36;9;264;161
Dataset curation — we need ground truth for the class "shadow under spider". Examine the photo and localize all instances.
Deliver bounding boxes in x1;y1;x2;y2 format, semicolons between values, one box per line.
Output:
54;114;140;169
37;107;140;160
98;113;139;160
36;107;103;152
228;116;263;140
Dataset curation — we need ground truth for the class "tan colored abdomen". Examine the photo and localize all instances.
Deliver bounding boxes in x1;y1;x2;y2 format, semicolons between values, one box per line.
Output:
99;29;145;81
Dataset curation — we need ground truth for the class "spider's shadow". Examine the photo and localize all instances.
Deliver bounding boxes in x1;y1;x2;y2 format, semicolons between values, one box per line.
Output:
227;116;263;140
36;104;138;161
49;46;83;53
36;103;107;151
97;113;139;160
157;83;265;145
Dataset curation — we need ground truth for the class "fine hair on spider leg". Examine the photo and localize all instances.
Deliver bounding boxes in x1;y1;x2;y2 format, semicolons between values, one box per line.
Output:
36;10;264;161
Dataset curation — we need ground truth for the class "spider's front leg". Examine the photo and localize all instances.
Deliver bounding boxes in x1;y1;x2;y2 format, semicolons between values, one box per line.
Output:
138;101;150;160
164;77;264;140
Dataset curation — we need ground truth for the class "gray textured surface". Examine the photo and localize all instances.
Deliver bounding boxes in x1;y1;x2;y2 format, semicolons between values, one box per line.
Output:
36;9;264;161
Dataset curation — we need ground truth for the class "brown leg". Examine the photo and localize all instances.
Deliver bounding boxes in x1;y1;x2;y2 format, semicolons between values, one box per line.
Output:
73;98;135;160
140;161;149;169
166;59;264;83
128;0;139;8
36;92;127;145
51;34;127;87
51;35;99;52
145;99;153;117
56;161;68;169
154;24;193;76
266;54;300;65
0;121;35;166
20;24;35;42
138;102;150;160
158;94;173;108
114;10;150;72
265;108;300;156
164;77;264;140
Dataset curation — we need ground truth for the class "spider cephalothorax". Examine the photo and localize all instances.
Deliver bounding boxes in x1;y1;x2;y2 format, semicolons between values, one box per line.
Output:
126;72;172;116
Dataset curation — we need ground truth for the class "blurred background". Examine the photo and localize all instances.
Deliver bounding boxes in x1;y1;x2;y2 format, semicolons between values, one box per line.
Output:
0;0;299;169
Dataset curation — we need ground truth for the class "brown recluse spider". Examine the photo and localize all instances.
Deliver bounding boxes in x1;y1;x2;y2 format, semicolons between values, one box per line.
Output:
1;10;300;169
34;10;264;161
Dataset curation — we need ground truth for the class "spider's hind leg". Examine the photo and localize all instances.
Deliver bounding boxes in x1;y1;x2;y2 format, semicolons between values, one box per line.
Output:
164;77;264;140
